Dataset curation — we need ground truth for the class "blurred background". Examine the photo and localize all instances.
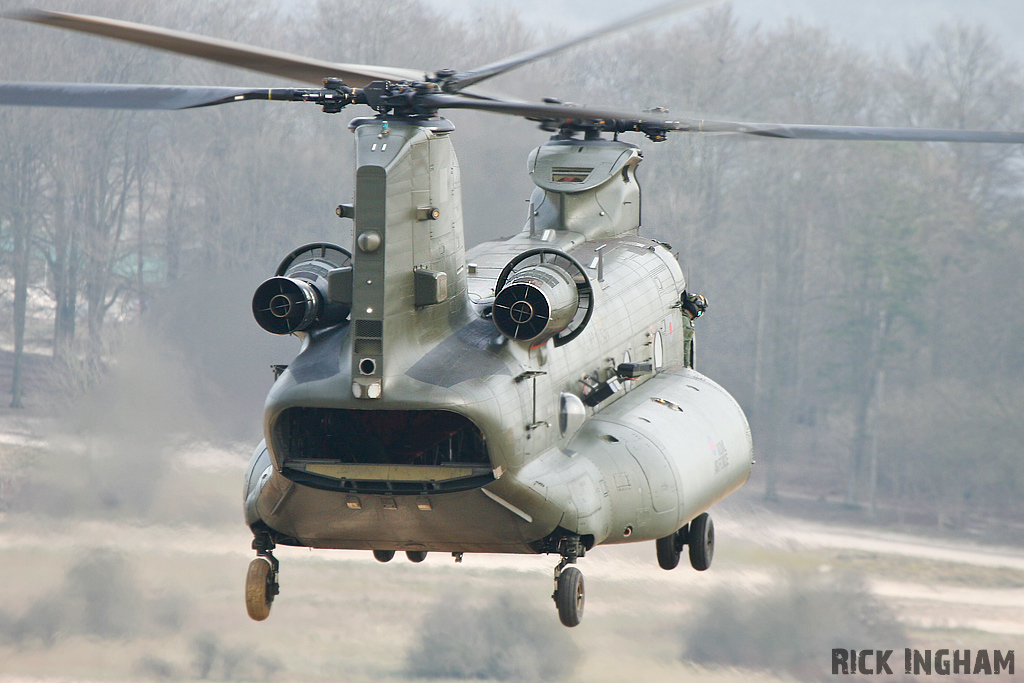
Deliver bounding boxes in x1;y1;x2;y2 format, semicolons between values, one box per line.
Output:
0;1;1022;681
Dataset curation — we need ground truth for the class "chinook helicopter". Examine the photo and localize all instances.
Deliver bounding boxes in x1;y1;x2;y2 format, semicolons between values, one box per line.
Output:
4;1;1024;629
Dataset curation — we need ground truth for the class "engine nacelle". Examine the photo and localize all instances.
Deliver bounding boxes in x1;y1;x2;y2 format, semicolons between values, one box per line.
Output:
252;243;351;335
493;263;578;344
491;248;593;347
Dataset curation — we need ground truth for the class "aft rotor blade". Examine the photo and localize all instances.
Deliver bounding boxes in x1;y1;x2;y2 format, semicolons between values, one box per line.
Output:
421;93;660;121
443;0;720;92
8;9;425;87
682;120;1024;143
423;94;1024;144
0;82;304;110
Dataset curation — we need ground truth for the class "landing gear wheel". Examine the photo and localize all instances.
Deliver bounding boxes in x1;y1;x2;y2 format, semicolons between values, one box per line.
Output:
554;566;584;627
373;550;396;563
406;550;428;563
245;557;276;621
656;523;688;570
688;513;714;571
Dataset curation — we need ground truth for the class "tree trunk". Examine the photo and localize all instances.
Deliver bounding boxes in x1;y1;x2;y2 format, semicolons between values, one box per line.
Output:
10;209;29;408
164;179;180;282
8;143;38;409
50;176;78;361
846;306;889;507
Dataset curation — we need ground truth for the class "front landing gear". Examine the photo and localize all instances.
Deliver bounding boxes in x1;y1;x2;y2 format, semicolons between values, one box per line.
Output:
553;563;584;627
551;535;586;627
246;535;280;621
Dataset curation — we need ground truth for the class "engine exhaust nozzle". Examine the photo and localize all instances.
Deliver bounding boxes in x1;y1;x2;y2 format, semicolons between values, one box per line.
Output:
252;276;322;335
252;244;352;335
492;263;579;345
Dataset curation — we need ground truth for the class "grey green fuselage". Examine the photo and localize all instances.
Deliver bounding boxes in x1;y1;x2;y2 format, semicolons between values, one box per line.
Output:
243;117;753;555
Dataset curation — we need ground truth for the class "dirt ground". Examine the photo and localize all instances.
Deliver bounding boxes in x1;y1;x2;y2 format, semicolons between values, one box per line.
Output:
0;359;1021;682
0;437;1020;682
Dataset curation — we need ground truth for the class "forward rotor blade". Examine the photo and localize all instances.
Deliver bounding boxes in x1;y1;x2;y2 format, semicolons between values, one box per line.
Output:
0;82;302;110
423;94;1024;144
443;0;720;92
7;9;425;87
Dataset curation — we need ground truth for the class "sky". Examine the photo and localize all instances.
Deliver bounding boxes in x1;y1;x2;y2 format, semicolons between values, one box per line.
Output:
424;0;1024;59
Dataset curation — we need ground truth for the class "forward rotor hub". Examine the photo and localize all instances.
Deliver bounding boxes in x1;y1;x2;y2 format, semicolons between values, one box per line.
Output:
361;80;443;117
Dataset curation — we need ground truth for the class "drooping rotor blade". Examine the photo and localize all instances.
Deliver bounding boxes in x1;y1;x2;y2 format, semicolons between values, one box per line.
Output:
442;0;721;92
0;82;306;110
421;93;1024;144
7;9;425;87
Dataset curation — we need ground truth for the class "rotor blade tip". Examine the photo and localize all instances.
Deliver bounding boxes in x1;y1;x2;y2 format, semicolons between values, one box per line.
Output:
4;8;52;21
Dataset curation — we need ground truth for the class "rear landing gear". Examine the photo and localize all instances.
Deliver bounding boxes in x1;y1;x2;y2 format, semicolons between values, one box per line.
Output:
655;522;689;570
246;534;280;621
656;513;714;571
688;512;714;571
551;535;585;627
373;550;396;563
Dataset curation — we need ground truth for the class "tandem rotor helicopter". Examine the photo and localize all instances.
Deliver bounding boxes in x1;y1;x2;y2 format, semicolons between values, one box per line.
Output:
4;1;1024;628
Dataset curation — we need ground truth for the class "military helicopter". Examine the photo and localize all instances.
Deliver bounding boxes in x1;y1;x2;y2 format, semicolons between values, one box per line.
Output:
3;1;1024;629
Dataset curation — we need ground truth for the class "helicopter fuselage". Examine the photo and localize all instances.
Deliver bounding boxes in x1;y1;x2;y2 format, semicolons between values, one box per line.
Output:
243;117;753;556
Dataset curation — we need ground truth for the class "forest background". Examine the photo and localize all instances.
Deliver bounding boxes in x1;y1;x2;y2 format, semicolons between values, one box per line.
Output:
1;0;1023;535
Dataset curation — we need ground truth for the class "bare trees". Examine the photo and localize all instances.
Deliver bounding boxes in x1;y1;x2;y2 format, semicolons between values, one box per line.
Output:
670;19;1024;523
0;1;1021;526
0;110;47;407
569;9;1024;523
0;1;337;382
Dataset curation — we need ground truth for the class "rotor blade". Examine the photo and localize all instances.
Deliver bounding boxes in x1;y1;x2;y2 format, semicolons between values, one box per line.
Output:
680;120;1024;143
7;9;426;87
421;93;664;122
443;0;720;92
0;82;304;110
421;94;1024;144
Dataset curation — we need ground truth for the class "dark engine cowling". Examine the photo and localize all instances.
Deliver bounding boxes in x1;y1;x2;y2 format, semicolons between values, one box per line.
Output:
252;243;351;335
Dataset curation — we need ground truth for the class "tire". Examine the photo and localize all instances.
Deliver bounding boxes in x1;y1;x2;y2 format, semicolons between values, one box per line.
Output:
245;558;274;621
555;566;584;627
688;513;714;571
406;550;428;563
656;534;680;570
373;550;396;563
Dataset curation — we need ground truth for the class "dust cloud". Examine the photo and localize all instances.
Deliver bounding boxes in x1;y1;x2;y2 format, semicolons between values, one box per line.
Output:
407;591;580;681
0;548;186;647
680;572;906;681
